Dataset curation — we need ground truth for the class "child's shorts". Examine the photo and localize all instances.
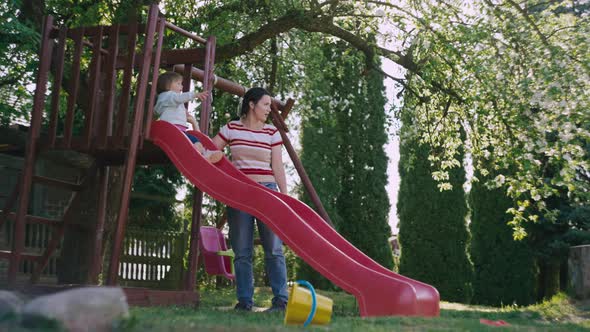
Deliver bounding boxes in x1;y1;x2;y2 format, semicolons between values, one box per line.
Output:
184;132;200;144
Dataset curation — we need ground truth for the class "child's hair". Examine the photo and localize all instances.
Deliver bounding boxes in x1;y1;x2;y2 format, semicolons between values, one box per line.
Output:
157;71;183;94
239;87;271;118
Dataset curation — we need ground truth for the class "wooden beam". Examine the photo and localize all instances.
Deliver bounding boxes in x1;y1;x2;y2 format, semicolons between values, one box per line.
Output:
107;4;159;286
50;24;147;39
63;28;84;149
87;166;109;284
281;98;295;120
32;175;82;192
8;15;54;286
143;18;166;142
270;103;334;227
114;21;138;147
97;24;120;149
6;213;60;227
48;27;67;148
123;288;199;307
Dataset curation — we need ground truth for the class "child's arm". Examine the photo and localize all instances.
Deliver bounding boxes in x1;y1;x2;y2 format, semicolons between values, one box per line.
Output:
170;90;209;105
187;114;201;132
170;91;198;105
195;91;209;101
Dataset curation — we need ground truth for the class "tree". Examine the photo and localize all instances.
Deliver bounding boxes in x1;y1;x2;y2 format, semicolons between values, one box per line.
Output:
296;35;392;288
470;168;537;306
333;44;393;270
397;96;473;303
4;0;588;236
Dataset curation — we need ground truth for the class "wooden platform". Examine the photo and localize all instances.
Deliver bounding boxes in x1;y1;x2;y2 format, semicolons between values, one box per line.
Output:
2;284;199;307
1;127;170;167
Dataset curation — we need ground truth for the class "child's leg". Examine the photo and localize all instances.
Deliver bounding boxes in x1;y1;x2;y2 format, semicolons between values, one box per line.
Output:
184;132;222;163
193;141;206;154
201;148;223;163
193;141;223;163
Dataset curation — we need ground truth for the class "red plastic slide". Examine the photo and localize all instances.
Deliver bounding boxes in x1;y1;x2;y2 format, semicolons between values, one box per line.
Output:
150;121;440;317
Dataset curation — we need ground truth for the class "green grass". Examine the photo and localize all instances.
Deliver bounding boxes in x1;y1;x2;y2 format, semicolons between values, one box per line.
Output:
122;287;590;332
1;287;587;331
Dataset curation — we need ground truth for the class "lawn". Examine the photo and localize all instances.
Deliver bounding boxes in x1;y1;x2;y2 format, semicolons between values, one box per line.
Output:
0;286;586;331
122;287;590;332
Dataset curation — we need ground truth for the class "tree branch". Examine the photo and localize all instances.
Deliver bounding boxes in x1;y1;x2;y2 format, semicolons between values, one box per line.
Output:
371;65;425;103
504;0;551;48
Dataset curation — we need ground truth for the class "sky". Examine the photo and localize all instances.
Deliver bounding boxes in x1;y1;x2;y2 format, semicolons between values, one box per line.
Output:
382;57;404;235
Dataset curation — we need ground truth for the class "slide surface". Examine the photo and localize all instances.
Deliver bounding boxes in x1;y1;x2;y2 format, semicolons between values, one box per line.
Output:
150;121;439;317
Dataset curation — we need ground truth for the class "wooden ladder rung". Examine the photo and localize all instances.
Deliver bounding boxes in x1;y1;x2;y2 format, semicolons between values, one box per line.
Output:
32;175;82;191
6;212;61;227
0;250;42;262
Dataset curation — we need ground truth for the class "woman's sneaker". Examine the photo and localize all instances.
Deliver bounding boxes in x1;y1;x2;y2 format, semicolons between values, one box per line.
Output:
202;149;223;163
234;302;252;312
264;299;287;313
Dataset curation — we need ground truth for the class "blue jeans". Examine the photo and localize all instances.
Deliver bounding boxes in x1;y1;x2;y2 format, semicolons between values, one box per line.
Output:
184;132;200;143
228;182;288;306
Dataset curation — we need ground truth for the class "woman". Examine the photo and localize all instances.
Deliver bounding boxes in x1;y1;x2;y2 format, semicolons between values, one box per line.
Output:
212;87;289;312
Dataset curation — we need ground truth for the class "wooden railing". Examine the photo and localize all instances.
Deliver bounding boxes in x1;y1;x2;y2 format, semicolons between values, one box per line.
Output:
118;228;187;290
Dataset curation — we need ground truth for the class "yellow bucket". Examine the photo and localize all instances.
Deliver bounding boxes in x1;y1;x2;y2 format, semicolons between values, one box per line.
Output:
284;280;333;326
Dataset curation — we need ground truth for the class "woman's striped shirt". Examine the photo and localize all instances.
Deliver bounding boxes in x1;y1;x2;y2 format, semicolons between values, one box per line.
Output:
218;120;283;183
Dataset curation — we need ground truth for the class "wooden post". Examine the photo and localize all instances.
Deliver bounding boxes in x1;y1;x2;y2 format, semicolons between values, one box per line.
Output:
184;36;217;291
114;21;138;147
98;24;120;149
199;36;216;134
63;28;84;149
48;27;67;148
107;4;158;285
8;15;54;286
83;26;103;149
143;18;166;141
88;165;109;284
270;103;334;228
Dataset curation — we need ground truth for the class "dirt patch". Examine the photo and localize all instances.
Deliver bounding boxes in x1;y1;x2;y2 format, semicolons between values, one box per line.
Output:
440;302;500;312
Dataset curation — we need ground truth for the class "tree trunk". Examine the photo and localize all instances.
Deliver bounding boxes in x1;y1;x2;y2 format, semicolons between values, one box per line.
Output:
569;245;590;299
538;259;561;300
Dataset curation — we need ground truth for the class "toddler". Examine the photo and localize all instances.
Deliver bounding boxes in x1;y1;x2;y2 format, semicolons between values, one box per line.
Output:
154;72;223;163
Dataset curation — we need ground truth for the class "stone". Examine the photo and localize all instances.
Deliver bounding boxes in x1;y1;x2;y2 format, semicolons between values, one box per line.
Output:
22;287;129;332
0;290;24;319
569;245;590;299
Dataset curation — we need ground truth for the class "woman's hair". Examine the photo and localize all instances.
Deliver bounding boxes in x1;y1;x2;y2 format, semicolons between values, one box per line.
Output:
239;87;271;118
157;71;183;94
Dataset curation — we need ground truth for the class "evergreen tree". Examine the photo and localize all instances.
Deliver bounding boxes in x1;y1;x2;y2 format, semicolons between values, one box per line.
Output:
334;50;393;270
397;104;473;303
297;40;393;288
470;169;537;306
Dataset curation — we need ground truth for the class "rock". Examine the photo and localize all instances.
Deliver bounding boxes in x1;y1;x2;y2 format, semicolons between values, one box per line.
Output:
22;287;129;332
0;290;24;319
569;245;590;300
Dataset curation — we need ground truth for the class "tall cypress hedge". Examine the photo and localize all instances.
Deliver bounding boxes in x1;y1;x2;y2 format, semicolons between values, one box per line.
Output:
297;40;393;288
397;118;473;303
469;169;537;306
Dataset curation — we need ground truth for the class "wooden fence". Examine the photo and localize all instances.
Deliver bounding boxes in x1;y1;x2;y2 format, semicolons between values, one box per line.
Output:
0;220;187;288
118;227;187;289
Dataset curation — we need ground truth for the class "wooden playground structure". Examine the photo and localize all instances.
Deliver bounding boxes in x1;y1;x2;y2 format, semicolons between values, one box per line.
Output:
0;4;333;305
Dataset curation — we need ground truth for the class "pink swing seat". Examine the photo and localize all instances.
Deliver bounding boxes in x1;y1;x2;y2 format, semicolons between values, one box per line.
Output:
199;226;235;280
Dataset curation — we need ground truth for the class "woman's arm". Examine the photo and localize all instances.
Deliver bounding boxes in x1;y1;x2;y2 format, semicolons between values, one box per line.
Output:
271;145;288;194
212;135;227;151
